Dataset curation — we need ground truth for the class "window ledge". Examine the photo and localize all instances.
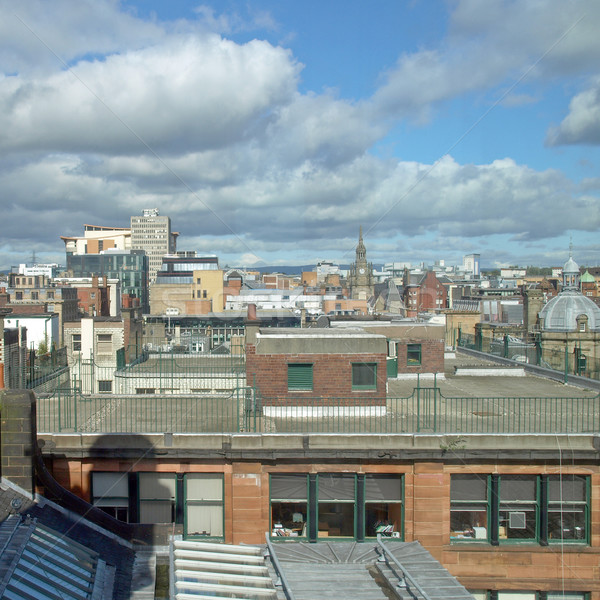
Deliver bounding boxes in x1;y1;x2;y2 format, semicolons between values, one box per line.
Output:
446;542;590;552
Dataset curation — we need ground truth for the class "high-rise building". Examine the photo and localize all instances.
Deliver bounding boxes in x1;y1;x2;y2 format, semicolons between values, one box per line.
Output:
130;208;178;283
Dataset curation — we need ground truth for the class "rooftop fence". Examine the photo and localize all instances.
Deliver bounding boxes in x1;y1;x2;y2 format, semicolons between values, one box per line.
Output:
457;330;600;381
37;384;600;435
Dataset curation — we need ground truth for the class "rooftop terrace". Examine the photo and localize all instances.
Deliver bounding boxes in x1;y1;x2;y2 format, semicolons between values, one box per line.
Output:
37;351;600;435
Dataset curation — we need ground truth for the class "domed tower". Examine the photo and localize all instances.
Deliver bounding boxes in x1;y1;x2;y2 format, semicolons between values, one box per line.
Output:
539;249;600;333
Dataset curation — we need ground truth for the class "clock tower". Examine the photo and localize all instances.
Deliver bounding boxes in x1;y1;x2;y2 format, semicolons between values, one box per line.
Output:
348;226;374;300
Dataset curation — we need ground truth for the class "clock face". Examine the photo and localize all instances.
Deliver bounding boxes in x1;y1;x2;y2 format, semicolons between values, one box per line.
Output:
359;268;365;274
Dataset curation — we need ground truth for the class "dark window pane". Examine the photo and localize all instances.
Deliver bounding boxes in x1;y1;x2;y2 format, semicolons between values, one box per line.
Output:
319;474;355;501
352;363;376;388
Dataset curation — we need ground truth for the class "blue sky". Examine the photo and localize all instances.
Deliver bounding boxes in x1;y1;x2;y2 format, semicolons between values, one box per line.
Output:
1;0;599;270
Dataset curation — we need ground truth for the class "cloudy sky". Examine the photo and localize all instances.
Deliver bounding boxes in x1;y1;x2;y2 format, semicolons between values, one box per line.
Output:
1;0;600;270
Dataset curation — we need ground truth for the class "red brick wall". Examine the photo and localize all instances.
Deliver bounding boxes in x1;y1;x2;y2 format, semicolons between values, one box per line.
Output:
396;339;444;374
246;345;387;404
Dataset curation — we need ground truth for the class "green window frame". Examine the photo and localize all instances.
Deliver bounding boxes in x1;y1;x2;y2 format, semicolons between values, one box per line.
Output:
270;473;404;542
91;472;130;522
352;363;377;390
364;474;403;539
317;473;356;539
407;343;421;366
270;474;308;538
184;473;224;539
450;474;589;545
287;363;313;391
138;472;176;524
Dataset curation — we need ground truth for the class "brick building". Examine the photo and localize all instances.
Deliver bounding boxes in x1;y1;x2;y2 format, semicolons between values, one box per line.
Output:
245;327;388;415
403;270;448;317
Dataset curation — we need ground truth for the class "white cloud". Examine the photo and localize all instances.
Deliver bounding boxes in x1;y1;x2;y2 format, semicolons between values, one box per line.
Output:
546;77;600;145
0;35;299;156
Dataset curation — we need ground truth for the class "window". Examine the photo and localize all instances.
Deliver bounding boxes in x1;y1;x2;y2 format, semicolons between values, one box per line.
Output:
548;475;587;542
471;592;588;600
352;363;377;390
407;344;422;366
15;291;22;300
185;474;224;538
365;474;403;538
72;333;81;351
287;363;313;391
270;474;308;537
139;473;176;523
451;474;488;540
98;380;112;393
136;388;155;394
499;475;537;540
270;473;403;542
318;474;356;538
91;472;129;522
97;333;112;354
451;474;589;545
47;291;54;299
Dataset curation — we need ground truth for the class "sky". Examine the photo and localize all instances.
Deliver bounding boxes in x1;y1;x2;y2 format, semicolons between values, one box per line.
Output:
1;0;600;271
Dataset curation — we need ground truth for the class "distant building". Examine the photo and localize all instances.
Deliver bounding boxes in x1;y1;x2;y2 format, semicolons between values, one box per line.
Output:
538;251;600;378
130;208;178;283
347;227;375;300
66;249;149;313
462;253;480;278
61;223;132;255
403;271;448;317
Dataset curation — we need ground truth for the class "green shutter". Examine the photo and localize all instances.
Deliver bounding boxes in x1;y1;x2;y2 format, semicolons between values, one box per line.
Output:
288;364;313;390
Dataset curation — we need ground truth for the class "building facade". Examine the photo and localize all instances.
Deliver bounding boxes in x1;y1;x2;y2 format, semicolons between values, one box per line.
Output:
130;208;177;283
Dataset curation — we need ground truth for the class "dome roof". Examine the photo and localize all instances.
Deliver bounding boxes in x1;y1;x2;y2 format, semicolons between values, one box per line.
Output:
563;256;579;275
539;290;600;332
581;270;596;283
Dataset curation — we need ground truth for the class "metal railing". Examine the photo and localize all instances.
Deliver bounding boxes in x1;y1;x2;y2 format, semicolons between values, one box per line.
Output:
264;532;296;600
376;534;432;600
37;385;600;435
457;330;600;381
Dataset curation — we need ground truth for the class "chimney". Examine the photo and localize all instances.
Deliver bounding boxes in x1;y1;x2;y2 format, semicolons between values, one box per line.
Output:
247;303;257;321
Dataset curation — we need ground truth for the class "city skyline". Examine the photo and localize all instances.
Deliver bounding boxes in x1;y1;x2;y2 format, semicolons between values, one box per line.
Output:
1;1;600;270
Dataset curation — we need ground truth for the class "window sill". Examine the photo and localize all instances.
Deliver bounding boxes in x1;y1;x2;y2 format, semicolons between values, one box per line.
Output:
447;542;590;551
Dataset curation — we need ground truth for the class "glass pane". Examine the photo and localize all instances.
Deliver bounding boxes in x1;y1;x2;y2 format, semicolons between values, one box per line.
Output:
450;508;488;540
186;504;223;537
365;502;402;537
271;474;308;500
271;502;307;537
352;363;376;387
186;474;222;501
318;503;355;537
140;500;173;523
365;474;402;501
548;475;586;502
500;475;536;502
547;594;586;600
498;507;536;539
139;473;176;500
319;474;355;501
497;593;536;600
548;507;586;541
94;498;128;507
451;475;487;501
92;472;128;498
